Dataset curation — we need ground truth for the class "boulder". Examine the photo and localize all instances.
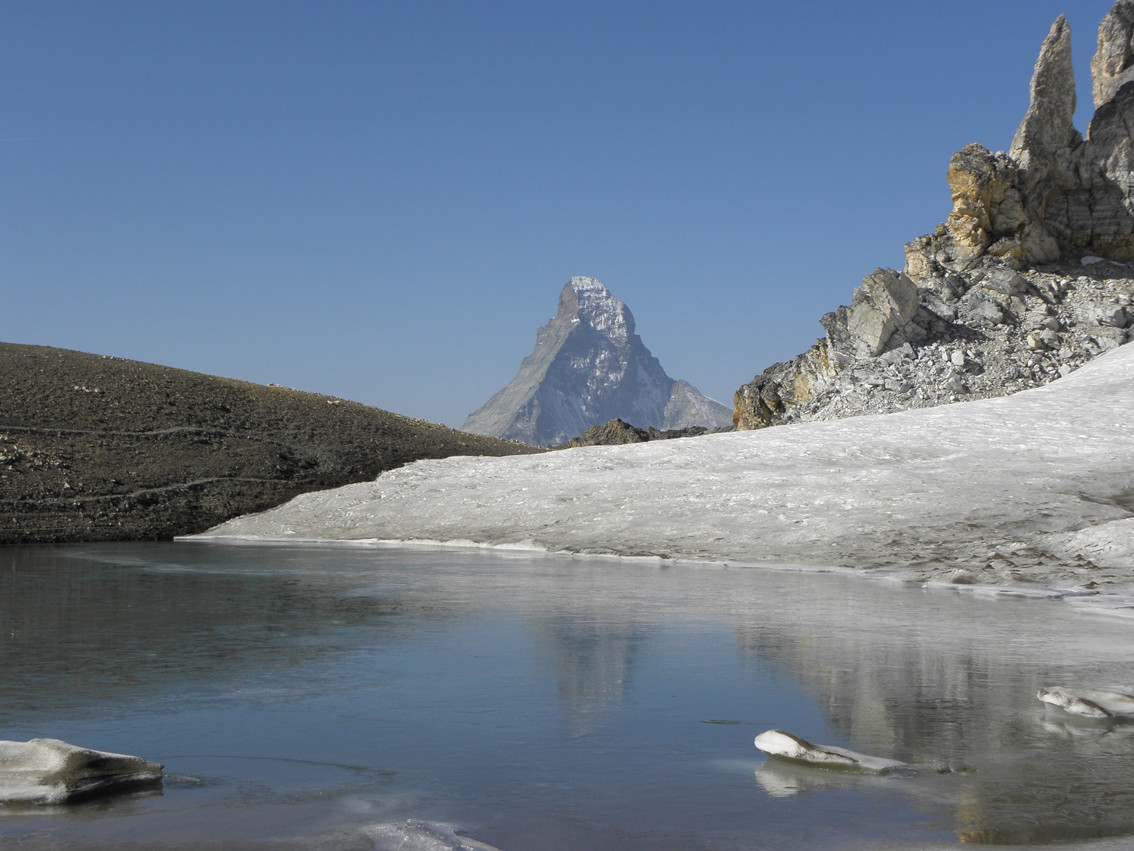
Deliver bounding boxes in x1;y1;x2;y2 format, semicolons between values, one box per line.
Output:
822;269;921;358
732;340;836;430
562;418;649;447
0;738;163;804
944;143;1050;265
561;417;722;448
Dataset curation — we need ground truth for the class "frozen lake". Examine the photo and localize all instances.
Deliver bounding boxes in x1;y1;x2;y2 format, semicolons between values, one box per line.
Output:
2;542;1134;849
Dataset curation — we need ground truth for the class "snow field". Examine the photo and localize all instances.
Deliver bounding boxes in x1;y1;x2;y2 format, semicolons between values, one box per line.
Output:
197;344;1134;607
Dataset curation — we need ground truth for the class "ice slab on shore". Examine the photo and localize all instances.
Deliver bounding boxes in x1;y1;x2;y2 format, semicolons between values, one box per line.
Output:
754;729;909;774
0;738;163;804
1038;687;1134;720
194;344;1134;597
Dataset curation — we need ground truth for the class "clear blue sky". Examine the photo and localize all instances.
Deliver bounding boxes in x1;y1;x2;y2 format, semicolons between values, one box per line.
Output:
1;1;1115;427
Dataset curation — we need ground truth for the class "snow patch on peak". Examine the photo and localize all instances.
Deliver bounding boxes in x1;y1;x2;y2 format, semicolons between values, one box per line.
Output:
561;277;632;342
567;275;607;294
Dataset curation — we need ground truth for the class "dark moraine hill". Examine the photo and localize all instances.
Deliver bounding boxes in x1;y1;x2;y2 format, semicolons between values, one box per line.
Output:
0;342;542;543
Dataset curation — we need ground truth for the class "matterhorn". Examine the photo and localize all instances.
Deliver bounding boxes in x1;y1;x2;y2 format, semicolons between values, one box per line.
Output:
462;277;732;446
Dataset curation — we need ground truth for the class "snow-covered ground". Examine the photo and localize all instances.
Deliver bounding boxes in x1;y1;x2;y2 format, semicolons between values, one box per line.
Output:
194;343;1134;610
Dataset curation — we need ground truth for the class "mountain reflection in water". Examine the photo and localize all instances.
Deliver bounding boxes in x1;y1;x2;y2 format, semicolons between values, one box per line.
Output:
731;585;1134;844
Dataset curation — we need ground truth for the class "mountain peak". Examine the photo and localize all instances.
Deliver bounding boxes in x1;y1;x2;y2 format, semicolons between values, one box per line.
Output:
463;277;732;445
557;276;634;343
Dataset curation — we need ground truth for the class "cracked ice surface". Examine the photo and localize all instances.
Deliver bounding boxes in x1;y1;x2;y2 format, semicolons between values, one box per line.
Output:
196;345;1134;602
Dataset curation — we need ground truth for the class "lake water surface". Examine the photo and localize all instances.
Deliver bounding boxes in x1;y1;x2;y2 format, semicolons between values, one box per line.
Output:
2;542;1134;849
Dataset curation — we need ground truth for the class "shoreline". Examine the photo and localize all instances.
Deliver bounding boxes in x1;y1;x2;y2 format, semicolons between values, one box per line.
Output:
180;533;1134;623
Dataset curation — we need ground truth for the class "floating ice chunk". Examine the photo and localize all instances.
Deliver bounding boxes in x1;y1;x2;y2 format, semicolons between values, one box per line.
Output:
753;729;909;774
0;738;163;804
1037;686;1134;720
361;820;503;850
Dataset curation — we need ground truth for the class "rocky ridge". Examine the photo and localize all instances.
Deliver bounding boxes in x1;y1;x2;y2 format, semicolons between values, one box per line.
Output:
464;277;732;445
734;2;1134;429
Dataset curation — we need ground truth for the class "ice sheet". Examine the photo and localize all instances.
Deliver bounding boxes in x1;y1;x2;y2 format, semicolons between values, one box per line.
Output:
193;345;1134;601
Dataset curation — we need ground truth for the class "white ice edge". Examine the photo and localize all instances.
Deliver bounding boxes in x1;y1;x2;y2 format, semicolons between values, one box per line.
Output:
180;532;855;572
180;532;1134;620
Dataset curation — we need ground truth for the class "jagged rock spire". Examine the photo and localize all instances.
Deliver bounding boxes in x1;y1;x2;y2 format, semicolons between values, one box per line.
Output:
937;1;1134;266
1091;0;1134;109
1009;15;1081;169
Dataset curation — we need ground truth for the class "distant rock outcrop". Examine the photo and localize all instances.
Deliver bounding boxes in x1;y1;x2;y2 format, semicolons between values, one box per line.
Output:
561;418;723;449
463;277;732;446
734;2;1134;430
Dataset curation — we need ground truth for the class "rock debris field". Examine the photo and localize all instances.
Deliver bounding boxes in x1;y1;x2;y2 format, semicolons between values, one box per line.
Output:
0;342;539;543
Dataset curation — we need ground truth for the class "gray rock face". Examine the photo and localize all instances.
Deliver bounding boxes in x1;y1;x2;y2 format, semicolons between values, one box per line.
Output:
0;738;163;804
735;254;1133;430
822;268;922;358
1092;0;1134;109
463;277;732;446
1010;15;1081;175
734;2;1134;431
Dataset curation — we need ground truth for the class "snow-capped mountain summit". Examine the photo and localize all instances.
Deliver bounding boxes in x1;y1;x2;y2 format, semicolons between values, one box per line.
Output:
462;277;732;446
566;276;631;343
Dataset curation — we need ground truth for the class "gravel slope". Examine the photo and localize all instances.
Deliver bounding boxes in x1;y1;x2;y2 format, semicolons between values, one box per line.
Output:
0;342;540;543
